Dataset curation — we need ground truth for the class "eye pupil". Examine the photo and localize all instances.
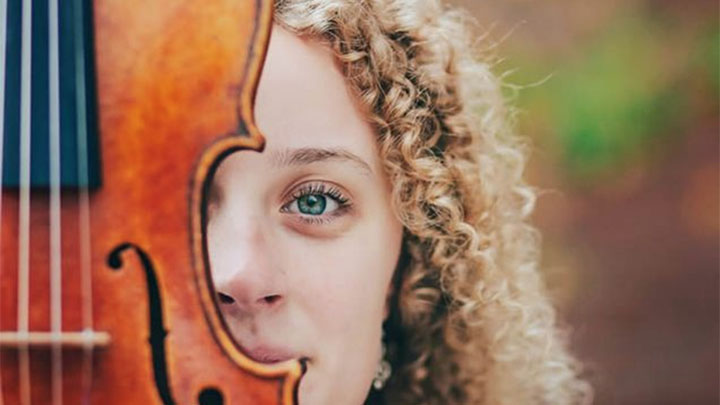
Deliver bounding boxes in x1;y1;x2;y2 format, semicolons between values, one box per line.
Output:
298;194;326;215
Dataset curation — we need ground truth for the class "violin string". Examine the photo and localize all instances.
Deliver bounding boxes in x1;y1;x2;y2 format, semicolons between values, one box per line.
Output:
72;0;94;400
17;0;32;404
48;0;63;402
0;0;6;402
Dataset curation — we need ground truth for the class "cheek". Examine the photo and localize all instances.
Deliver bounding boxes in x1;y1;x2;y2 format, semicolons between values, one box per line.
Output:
273;186;403;403
287;224;396;405
282;218;401;331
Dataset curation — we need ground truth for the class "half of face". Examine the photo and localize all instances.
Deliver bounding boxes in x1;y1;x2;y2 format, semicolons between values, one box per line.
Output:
205;25;404;405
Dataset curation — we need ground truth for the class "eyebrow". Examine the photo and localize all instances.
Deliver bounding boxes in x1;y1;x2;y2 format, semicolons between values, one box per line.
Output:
269;147;373;176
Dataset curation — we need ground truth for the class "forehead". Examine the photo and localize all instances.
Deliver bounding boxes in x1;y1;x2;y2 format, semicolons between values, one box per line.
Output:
253;25;379;166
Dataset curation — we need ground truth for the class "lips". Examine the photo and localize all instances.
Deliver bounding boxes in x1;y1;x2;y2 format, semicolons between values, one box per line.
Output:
242;344;300;364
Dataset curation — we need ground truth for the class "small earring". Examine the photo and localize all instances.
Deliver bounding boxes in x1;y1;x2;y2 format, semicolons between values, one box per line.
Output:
372;341;392;390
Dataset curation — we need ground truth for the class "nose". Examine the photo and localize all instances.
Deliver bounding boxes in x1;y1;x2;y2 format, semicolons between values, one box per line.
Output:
208;212;285;313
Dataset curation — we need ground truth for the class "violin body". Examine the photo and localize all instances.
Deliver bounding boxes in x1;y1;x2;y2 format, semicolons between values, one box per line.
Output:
0;0;301;404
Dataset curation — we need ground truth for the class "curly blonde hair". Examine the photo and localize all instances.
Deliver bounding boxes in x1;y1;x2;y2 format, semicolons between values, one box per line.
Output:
274;0;592;403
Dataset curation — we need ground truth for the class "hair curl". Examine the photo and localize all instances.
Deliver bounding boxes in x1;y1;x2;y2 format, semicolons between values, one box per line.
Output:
274;0;592;403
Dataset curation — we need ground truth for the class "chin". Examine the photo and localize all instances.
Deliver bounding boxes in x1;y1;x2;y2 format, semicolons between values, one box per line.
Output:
297;367;372;405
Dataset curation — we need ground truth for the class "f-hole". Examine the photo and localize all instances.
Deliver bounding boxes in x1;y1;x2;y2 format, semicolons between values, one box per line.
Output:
108;242;177;405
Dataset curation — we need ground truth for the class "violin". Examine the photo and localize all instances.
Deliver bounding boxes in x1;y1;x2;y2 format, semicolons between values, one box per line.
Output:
0;0;302;403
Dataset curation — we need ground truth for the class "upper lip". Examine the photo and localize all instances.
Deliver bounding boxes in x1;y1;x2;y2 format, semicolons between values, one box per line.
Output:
242;344;301;364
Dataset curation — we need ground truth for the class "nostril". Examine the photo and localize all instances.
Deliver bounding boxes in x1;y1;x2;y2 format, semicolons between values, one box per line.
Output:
263;295;281;305
217;292;235;304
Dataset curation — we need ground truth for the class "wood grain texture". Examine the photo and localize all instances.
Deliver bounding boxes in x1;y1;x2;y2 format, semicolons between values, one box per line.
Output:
0;0;301;403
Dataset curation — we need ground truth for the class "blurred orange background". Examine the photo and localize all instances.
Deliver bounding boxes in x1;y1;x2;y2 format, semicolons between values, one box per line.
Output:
450;0;719;403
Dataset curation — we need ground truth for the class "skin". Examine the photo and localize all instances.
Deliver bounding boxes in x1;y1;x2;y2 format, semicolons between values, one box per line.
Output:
206;25;404;405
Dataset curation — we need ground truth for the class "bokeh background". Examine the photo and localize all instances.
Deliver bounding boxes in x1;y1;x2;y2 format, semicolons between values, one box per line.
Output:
449;0;719;403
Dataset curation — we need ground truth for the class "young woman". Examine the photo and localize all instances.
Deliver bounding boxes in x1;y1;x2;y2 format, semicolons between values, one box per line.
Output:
207;0;592;404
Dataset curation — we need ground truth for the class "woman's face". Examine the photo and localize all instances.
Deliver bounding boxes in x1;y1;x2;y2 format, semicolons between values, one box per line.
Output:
206;26;404;404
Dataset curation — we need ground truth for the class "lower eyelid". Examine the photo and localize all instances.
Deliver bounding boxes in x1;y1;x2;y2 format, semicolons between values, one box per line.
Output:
296;216;330;225
292;204;352;224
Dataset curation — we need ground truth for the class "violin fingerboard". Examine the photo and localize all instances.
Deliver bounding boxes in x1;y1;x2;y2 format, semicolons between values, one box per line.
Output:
1;0;101;189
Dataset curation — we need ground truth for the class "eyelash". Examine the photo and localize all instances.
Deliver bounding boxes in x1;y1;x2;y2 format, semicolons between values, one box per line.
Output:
280;182;352;225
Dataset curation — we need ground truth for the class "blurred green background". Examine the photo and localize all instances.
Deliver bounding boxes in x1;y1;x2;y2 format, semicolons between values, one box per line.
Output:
451;0;719;403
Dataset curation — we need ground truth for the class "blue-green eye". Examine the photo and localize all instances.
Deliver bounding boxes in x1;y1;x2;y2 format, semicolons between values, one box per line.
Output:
297;194;328;215
282;182;350;219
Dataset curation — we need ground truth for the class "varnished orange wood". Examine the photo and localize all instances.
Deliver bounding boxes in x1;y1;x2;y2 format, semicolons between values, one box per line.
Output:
0;0;302;404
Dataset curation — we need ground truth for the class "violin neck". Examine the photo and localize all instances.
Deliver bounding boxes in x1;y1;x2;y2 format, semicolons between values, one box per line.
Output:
1;0;100;189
